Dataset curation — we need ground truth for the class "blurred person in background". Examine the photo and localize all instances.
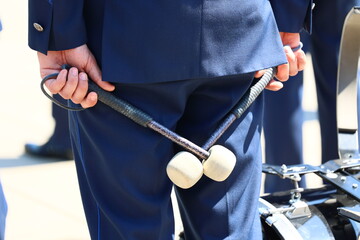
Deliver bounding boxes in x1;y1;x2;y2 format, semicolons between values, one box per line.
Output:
263;0;360;193
24;95;73;160
0;18;8;240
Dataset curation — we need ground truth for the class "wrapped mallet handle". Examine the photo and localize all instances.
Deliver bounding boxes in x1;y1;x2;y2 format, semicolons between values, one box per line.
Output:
41;67;275;159
41;68;210;160
88;81;210;159
202;67;276;150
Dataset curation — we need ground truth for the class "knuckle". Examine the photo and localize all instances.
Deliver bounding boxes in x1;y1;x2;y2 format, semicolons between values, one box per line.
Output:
276;67;288;81
44;82;57;94
59;92;70;100
59;90;72;99
48;83;62;94
287;54;296;63
277;73;288;81
68;76;79;86
71;96;82;104
289;71;298;77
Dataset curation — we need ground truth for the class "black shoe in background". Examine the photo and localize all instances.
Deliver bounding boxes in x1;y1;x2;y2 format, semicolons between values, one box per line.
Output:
25;142;73;160
178;231;185;240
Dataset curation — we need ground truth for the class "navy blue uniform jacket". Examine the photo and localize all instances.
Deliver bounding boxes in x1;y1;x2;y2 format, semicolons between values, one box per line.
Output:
28;0;312;83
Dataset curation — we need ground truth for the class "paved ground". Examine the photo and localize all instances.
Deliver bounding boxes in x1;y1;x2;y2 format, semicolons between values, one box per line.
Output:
0;1;325;239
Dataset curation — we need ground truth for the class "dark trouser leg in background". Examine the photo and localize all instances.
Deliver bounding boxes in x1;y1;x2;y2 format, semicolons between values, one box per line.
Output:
25;94;73;160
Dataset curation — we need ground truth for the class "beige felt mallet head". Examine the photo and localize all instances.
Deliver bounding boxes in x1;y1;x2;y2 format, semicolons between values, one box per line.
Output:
166;151;203;189
202;145;236;182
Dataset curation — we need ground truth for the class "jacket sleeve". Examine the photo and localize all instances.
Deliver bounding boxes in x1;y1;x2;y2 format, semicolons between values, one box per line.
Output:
28;0;87;54
269;0;313;33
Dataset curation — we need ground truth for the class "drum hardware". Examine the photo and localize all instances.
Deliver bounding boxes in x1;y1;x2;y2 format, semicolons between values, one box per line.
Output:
260;205;296;217
280;164;307;174
259;198;304;240
285;200;312;219
260;198;311;219
338;205;360;223
266;166;306;203
263;158;360;202
285;173;303;201
263;158;360;178
262;172;312;220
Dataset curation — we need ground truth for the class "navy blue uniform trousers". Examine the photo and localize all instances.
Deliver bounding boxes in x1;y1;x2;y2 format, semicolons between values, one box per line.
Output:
69;73;263;240
263;0;359;193
0;182;6;240
51;95;71;149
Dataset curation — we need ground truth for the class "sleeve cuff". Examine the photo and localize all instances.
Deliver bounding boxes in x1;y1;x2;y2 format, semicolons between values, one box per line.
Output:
28;0;87;54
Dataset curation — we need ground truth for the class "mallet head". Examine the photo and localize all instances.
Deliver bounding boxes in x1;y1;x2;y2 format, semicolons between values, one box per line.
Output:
166;151;203;189
203;145;236;182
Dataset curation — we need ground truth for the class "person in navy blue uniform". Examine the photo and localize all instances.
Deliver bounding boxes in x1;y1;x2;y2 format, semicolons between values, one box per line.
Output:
25;95;73;160
28;1;311;239
0;181;6;240
0;18;8;240
263;0;360;193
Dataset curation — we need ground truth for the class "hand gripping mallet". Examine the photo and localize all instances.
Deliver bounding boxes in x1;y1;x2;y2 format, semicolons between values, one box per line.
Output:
166;67;276;183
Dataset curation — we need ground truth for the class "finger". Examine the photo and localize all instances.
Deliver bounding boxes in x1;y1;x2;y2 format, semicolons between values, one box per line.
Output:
275;63;289;82
72;72;89;104
44;69;67;94
59;67;79;99
265;79;283;91
81;92;98;108
84;54;115;92
254;69;266;78
295;50;306;71
284;46;298;77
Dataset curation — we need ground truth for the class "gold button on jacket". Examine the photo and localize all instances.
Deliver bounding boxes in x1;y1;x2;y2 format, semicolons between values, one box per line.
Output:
33;23;43;32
